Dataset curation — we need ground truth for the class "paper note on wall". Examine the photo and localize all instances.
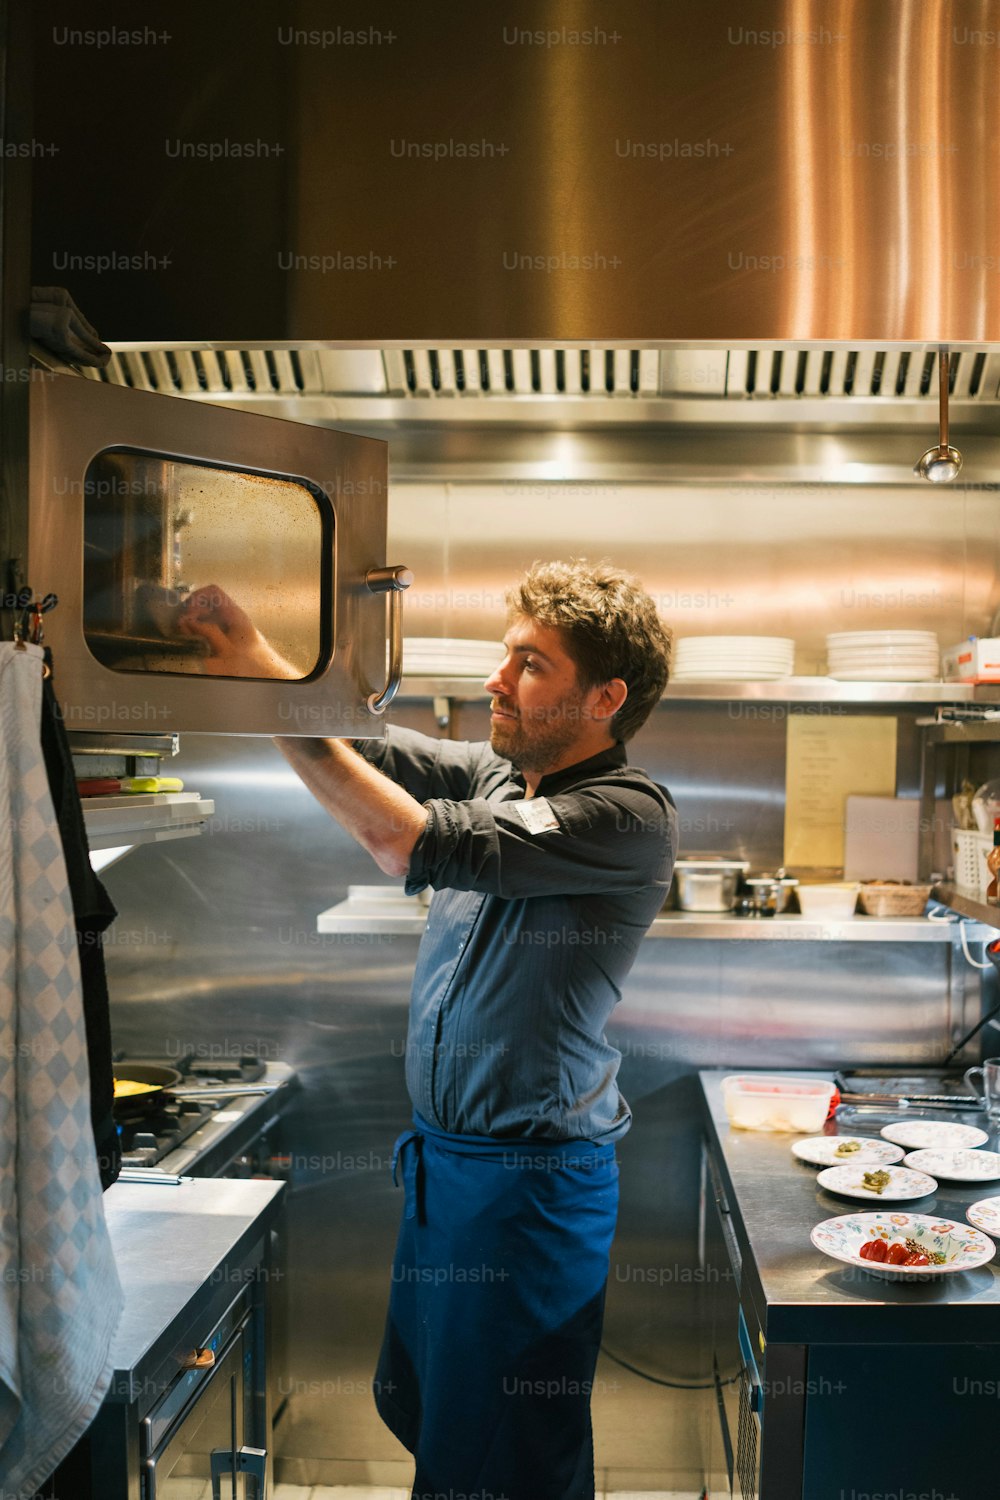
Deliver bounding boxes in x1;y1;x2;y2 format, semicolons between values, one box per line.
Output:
784;716;897;869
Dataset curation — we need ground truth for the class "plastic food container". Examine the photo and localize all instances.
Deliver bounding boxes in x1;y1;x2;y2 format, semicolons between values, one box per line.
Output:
796;883;860;920
722;1074;837;1133
858;881;933;917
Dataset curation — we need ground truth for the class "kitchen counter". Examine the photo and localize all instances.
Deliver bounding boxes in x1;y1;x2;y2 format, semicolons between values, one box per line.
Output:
102;1176;284;1401
699;1069;1000;1343
700;1070;1000;1495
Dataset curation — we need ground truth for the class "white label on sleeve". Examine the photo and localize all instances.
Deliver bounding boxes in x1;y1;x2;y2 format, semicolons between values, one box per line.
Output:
512;797;561;834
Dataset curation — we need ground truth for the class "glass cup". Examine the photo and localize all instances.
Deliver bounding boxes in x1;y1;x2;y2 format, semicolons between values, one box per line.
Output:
964;1058;1000;1124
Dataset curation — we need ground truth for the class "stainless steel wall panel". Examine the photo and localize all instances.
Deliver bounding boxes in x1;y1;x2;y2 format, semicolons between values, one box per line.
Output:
385;481;1000;668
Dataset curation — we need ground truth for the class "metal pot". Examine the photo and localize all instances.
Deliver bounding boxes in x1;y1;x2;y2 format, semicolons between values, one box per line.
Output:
741;873;799;917
672;859;749;912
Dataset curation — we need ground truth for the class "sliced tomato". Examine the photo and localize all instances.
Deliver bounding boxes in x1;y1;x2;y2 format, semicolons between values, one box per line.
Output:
886;1243;908;1264
903;1251;930;1266
858;1240;877;1259
866;1238;889;1262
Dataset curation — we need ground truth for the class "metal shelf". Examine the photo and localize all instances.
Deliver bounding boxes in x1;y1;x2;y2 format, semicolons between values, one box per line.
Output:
317;885;430;935
648;911;993;941
397;676;997;706
930;883;1000;931
83;793;215;851
69;731;179;757
918;719;1000;744
316;894;987;942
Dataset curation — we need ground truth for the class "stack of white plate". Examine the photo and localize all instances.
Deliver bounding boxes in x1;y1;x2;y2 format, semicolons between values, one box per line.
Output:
826;631;940;681
402;637;502;678
672;635;795;681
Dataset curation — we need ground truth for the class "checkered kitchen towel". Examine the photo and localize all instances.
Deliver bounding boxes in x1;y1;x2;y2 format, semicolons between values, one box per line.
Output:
0;643;123;1495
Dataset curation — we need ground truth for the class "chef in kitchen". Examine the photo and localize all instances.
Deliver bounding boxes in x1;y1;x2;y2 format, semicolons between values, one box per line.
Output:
177;558;677;1500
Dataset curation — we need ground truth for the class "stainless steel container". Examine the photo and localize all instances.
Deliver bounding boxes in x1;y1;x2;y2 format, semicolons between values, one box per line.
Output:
742;874;800;916
672;860;750;912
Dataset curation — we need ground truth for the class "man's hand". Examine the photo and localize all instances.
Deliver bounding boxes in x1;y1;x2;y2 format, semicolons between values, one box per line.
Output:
178;584;427;877
177;584;299;678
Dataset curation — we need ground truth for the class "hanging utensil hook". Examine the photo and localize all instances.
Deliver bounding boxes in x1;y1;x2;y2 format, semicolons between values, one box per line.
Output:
914;348;963;483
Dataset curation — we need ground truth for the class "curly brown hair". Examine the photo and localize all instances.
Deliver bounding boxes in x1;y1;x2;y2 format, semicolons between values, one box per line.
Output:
506;559;672;742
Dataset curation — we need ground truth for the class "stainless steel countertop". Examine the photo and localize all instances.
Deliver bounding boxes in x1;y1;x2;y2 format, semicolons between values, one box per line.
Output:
102;1176;284;1402
700;1070;1000;1345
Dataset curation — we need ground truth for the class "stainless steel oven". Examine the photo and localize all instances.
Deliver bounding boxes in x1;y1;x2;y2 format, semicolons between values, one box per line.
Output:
28;370;409;736
143;1286;263;1500
116;1057;296;1448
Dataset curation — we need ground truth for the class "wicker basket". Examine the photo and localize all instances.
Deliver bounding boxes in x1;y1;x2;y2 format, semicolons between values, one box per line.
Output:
952;828;993;898
858;882;934;917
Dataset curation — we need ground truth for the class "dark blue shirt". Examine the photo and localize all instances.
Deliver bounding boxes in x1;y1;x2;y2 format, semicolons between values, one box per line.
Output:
356;726;677;1142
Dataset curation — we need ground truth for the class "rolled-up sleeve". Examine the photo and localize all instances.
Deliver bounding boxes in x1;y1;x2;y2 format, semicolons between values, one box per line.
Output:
353;724;494;803
404;785;677;900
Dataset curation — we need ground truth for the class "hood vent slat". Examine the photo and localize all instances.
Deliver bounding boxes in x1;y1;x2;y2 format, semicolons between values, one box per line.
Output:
79;343;1000;413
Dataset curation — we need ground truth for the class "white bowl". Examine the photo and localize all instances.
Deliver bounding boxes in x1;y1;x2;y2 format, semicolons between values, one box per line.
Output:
796;883;860;920
827;651;940;665
826;631;939;646
827;668;941;682
675;639;793;651
811;1211;995;1280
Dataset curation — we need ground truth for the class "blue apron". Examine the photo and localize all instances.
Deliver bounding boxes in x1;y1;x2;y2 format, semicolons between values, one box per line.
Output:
374;1112;619;1500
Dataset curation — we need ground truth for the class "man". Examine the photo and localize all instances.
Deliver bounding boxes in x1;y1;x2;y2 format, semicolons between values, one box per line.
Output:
179;558;676;1500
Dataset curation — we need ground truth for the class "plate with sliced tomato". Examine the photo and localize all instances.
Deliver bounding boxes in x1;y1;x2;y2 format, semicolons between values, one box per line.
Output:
810;1211;996;1280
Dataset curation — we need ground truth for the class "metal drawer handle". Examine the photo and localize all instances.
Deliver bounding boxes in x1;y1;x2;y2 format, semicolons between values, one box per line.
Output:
211;1445;267;1500
180;1347;215;1369
366;564;413;714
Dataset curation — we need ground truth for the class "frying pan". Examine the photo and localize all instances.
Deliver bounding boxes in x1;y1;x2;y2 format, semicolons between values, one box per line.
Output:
112;1062;183;1115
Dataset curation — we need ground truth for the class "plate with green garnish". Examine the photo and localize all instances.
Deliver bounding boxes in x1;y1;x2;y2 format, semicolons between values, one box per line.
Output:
817;1164;938;1202
792;1136;905;1168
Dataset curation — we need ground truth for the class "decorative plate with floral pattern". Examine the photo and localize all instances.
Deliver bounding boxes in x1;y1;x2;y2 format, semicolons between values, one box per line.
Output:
792;1136;905;1168
810;1211;995;1280
816;1165;937;1202
967;1198;1000;1238
903;1149;1000;1182
880;1121;988;1151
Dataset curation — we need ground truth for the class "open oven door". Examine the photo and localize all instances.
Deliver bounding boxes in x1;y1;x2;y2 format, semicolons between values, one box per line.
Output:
28;371;407;736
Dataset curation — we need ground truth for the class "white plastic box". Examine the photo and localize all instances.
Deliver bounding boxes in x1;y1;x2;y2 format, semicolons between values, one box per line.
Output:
942;637;1000;683
951;828;993;899
721;1074;837;1133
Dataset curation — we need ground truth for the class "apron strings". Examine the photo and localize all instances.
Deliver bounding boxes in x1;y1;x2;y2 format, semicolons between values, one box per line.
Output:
390;1128;424;1222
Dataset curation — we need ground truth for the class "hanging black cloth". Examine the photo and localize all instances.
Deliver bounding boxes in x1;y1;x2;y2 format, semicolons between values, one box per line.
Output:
38;652;120;1190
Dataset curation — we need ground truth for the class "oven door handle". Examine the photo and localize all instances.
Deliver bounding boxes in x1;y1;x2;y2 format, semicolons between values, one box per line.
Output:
365;564;413;714
211;1444;267;1499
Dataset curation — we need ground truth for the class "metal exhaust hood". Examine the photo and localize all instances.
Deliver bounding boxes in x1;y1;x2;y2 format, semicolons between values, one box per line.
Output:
30;0;1000;347
77;342;1000;486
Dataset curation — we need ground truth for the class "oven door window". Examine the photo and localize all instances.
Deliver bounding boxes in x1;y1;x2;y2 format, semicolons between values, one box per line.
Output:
82;449;328;680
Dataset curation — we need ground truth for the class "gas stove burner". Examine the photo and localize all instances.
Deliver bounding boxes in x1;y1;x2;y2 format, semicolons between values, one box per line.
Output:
118;1098;221;1168
178;1054;268;1084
